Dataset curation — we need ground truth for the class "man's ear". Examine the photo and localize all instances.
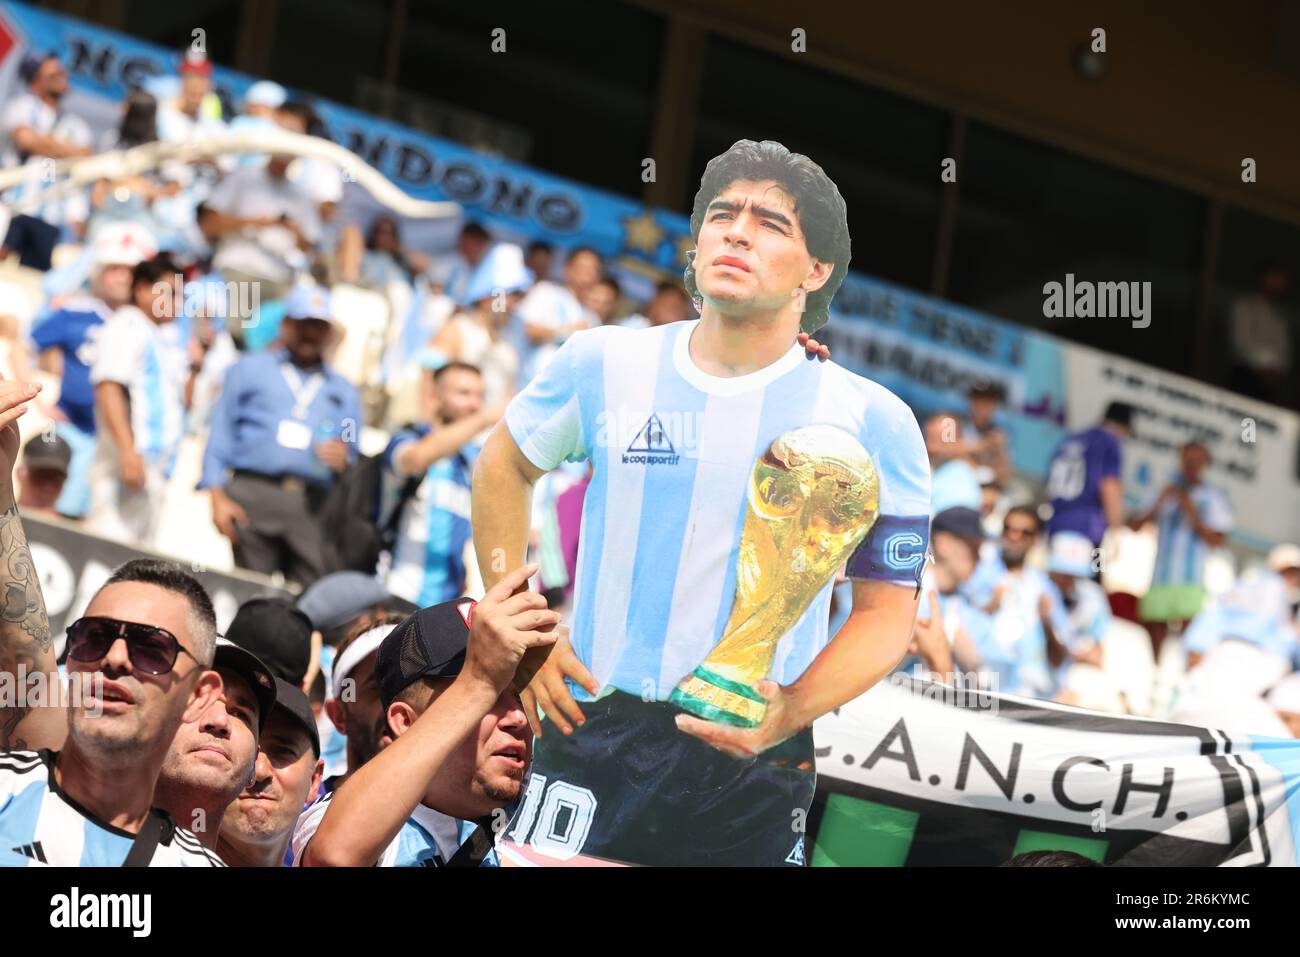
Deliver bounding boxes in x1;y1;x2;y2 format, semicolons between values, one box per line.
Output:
307;758;324;804
324;697;345;735
182;669;223;724
803;259;835;295
386;701;417;738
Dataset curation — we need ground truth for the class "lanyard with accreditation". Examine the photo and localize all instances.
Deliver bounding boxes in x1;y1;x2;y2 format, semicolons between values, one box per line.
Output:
276;361;326;451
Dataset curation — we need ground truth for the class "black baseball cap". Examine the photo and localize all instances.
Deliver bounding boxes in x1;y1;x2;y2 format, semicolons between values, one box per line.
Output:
269;676;320;758
226;598;314;685
22;433;71;475
931;506;985;543
213;638;277;732
376;598;476;708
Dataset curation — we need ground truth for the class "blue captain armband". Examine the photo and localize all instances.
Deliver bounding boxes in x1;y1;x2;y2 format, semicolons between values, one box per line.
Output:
845;514;930;587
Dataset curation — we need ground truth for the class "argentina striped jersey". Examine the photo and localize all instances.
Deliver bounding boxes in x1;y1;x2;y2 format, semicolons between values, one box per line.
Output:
503;320;932;701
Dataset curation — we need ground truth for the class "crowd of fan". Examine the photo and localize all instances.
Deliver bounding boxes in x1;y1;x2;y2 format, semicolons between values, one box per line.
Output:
0;46;1297;869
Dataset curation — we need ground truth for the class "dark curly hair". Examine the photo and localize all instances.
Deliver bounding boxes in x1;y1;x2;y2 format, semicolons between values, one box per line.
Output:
683;139;850;335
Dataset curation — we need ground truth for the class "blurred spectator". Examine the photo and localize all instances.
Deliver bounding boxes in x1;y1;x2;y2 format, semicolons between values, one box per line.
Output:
202;284;361;587
963;382;1011;485
286;101;347;237
1046;531;1110;667
17;432;70;515
1131;440;1233;656
976;466;1006;536
582;275;622;325
525;239;554;284
429;222;492;304
1182;542;1300;670
911;506;993;680
430;243;530;407
1045;401;1133;548
383;361;502;605
228;81;287;150
1229;263;1291;403
89;90;179;241
203;105;321;331
924;410;982;514
1;52;93;266
515;245;600;379
620;280;692;329
965;505;1075;698
86;256;198;547
154;638;276;848
357;214;431;287
1;52;92;164
226;597;315;686
156;51;225;144
218;677;323;867
30;222;157;518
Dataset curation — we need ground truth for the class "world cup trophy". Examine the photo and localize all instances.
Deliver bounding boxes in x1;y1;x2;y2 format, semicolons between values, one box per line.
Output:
669;424;880;727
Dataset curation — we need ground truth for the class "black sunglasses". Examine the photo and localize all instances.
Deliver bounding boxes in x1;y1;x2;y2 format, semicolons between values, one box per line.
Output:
65;616;197;676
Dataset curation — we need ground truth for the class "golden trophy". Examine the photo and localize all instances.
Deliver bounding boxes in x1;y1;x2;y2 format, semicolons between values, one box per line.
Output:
669;424;880;728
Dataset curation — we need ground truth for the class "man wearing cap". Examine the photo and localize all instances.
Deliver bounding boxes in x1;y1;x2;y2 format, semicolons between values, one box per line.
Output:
218;676;323;866
1045;531;1112;668
156;50;226;147
908;506;994;682
154;638;277;850
87;255;201;546
30;223;157;519
430;243;531;408
228;81;289;169
17;432;70;516
202;284;361;587
298;564;553;867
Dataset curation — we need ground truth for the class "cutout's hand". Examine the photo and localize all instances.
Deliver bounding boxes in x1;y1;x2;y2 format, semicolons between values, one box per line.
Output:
519;626;599;738
674;681;798;759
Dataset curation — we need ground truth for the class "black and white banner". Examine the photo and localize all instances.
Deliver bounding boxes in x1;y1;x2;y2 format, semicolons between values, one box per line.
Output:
810;677;1300;866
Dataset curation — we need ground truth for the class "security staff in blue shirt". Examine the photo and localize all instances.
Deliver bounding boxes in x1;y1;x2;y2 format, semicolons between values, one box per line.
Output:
202;285;361;586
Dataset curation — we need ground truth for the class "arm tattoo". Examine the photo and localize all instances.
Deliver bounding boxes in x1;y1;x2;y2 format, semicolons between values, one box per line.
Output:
0;504;50;653
0;505;52;751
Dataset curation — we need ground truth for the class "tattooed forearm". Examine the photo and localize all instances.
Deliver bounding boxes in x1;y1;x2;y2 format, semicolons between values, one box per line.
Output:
0;504;51;655
0;505;55;751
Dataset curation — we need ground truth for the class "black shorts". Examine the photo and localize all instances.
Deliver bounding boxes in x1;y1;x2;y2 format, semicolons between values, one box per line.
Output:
505;690;815;866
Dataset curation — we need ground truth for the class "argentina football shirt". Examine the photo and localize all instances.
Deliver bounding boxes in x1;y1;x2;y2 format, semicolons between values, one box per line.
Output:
504;319;931;702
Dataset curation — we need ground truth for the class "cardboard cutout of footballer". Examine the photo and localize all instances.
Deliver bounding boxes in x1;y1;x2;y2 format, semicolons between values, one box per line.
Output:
471;140;932;866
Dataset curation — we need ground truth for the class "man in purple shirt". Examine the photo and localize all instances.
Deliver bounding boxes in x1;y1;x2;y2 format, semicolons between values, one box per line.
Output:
1045;402;1134;547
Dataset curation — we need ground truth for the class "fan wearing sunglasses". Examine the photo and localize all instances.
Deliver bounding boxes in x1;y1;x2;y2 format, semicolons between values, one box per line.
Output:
0;371;231;864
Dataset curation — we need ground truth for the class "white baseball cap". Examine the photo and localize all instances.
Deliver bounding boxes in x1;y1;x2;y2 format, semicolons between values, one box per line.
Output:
1047;531;1095;578
244;80;287;110
92;222;157;268
1268;543;1300;573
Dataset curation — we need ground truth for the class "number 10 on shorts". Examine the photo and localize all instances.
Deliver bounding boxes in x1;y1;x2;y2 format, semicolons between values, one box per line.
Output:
508;774;598;861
